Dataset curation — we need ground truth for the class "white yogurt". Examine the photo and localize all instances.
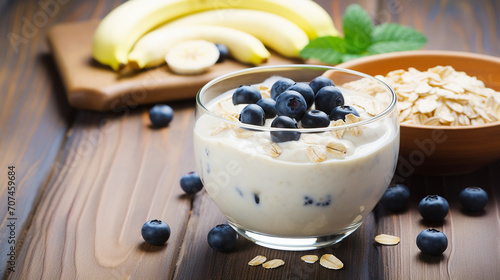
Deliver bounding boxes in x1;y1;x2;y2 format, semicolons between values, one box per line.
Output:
194;77;399;237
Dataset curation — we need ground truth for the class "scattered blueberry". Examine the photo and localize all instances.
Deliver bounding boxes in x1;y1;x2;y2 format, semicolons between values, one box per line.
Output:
316;195;332;207
275;90;307;120
270;116;301;143
286;82;315;109
235;187;244;197
256;98;277;118
379;184;410;212
301;110;330;128
180;171;204;194
239;104;265;126
141;219;171;246
215;43;228;63
271;78;295;100
315;86;344;114
207;224;238;252
459;187;488;212
232;85;262;105
254;193;260;204
329;105;360;121
304;196;314;206
149;104;174;127
418;195;449;221
309;76;335;94
416;228;448;256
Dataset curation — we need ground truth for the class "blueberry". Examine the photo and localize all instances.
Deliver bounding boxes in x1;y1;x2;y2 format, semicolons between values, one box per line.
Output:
270;116;300;143
459;187;488;212
315;195;332;207
180;171;204;194
416;228;448;256
379;184;410;212
232;85;262;105
141;219;171;246
270;78;295;100
149;104;174;127
418;195;449;221
207;224;238;252
314;86;344;114
304;196;314;206
275;90;307;120
254;193;260;204
215;43;228;63
309;76;335;94
301;110;330;128
239;104;265;126
286;83;315;109
329;105;360;121
256;98;277;118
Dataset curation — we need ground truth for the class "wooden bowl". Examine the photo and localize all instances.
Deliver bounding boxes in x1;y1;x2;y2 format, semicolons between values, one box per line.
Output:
336;50;500;174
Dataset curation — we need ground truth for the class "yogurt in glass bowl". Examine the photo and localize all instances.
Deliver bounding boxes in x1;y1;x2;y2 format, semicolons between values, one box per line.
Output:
194;65;399;251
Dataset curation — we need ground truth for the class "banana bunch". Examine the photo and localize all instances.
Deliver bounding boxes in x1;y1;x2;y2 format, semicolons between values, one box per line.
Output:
92;0;338;72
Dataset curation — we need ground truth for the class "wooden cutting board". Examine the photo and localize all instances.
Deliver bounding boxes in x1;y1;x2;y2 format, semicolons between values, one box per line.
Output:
47;20;301;111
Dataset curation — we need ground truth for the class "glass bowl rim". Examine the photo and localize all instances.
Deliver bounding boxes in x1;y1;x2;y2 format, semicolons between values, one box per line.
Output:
196;64;397;133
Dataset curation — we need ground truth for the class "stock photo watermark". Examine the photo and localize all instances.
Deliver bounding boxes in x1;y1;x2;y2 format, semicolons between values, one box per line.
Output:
8;0;71;53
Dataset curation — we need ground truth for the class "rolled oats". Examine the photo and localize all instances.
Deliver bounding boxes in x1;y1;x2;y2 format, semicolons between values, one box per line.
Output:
374;234;400;245
307;145;327;163
262;142;282;158
248;255;267;266
346;66;500;126
326;142;347;159
320;254;343;270
234;127;254;138
301;255;319;264
262;259;285;269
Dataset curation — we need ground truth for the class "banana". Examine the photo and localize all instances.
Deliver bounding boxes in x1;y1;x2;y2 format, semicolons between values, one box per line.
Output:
165;40;220;75
92;0;338;70
127;25;270;69
160;9;309;59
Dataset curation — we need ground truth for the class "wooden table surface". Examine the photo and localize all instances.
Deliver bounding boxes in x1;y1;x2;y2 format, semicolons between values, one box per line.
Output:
1;0;499;279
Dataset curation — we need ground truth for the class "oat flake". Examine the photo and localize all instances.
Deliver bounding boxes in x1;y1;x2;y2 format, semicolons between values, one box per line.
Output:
248;255;267;266
262;259;285;269
320;254;343;270
374;234;400;245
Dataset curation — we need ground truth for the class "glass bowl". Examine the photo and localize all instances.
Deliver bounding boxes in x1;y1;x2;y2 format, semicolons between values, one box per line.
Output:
194;65;399;251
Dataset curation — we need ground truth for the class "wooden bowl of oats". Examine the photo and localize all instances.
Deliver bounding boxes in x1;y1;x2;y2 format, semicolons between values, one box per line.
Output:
335;50;500;174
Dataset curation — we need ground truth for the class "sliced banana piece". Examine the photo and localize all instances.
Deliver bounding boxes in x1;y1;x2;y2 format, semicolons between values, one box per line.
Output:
165;40;220;75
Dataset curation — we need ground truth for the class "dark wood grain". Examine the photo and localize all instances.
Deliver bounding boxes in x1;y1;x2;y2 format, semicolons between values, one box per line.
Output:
2;0;500;279
0;0;78;276
11;103;196;279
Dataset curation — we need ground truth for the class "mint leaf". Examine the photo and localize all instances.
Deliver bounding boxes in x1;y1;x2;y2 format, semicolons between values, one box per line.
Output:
299;36;348;64
368;23;427;54
342;4;373;53
298;5;428;65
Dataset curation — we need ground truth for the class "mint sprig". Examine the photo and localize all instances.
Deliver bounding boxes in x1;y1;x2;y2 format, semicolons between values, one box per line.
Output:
300;4;427;64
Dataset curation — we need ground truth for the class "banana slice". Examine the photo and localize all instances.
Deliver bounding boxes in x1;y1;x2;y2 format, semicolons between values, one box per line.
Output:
165;40;220;75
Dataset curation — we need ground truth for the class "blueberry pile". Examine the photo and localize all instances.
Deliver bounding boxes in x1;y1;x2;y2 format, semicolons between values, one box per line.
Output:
378;184;489;256
234;76;360;143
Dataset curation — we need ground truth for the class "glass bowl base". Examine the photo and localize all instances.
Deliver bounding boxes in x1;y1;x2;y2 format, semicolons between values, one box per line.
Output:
229;222;363;251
